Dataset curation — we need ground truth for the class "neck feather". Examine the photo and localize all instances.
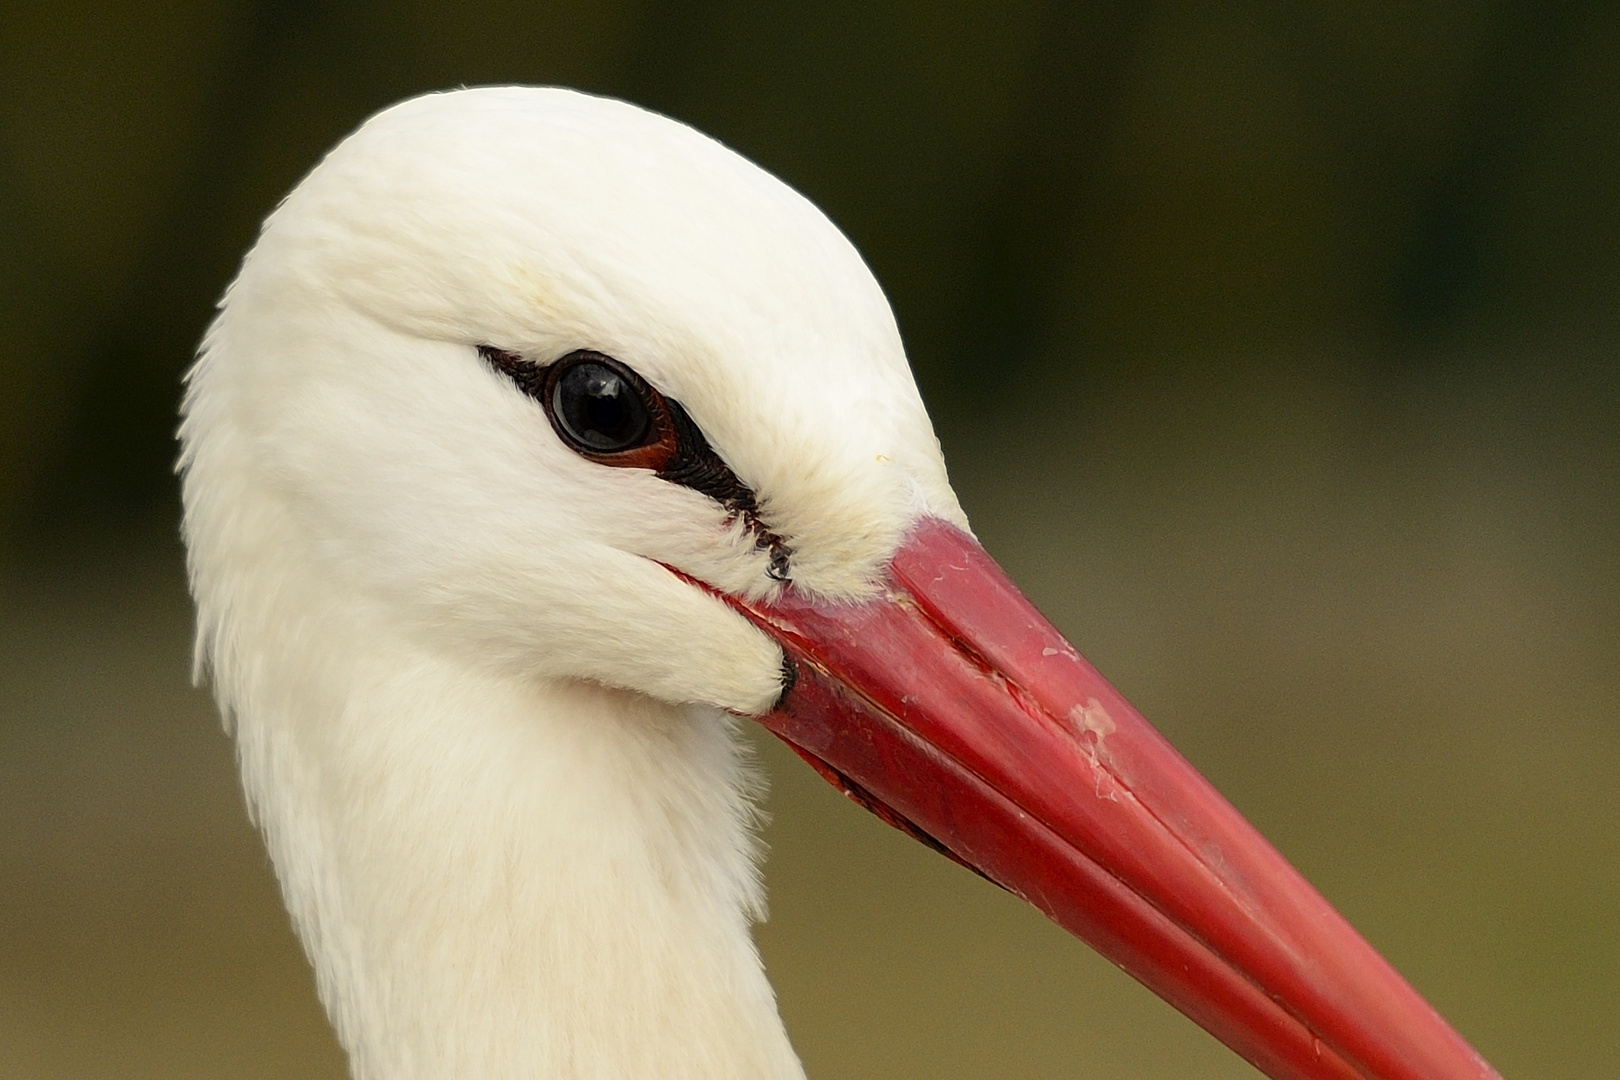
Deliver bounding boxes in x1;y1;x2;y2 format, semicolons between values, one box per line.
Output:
222;616;804;1080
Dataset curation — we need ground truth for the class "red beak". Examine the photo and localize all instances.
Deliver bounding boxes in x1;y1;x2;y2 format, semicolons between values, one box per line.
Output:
725;517;1498;1080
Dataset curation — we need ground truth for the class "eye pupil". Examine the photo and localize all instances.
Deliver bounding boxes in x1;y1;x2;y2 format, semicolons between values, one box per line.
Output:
552;360;651;452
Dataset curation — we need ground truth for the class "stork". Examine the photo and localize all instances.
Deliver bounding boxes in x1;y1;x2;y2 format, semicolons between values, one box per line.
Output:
178;87;1498;1080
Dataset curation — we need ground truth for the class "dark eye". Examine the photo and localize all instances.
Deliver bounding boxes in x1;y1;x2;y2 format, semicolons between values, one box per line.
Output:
478;342;793;578
551;359;650;452
535;350;678;470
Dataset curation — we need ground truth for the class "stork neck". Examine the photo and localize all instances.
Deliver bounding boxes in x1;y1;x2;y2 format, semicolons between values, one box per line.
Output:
231;633;804;1080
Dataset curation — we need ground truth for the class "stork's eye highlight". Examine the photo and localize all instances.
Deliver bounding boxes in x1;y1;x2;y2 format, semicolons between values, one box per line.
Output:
552;359;650;452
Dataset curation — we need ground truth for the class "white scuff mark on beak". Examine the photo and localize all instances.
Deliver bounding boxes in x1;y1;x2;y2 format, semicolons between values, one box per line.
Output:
1068;698;1120;801
1068;698;1116;740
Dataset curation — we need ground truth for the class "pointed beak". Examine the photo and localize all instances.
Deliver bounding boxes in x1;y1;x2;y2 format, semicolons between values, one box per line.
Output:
725;517;1498;1080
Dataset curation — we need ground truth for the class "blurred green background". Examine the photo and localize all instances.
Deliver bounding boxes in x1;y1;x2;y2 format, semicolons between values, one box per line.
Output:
2;1;1617;1077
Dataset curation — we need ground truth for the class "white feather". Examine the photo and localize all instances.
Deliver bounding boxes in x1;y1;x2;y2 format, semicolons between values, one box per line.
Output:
179;86;967;1079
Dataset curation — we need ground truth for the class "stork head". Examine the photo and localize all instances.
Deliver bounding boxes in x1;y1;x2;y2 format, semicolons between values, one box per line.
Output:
183;87;962;716
179;87;1496;1080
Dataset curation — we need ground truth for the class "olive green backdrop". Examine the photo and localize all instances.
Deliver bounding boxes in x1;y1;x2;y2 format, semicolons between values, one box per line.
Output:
2;2;1616;1078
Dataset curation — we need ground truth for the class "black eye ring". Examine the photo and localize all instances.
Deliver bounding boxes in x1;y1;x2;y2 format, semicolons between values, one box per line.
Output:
539;351;678;470
478;342;796;579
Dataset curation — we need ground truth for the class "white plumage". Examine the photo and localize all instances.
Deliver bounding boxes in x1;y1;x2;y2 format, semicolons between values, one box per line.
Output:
181;86;965;1080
